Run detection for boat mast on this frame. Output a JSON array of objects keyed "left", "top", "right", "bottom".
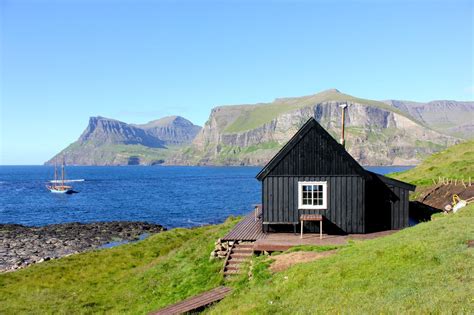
[
  {"left": 54, "top": 161, "right": 58, "bottom": 183},
  {"left": 62, "top": 160, "right": 65, "bottom": 187}
]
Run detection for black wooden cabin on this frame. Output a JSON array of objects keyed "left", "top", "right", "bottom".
[{"left": 256, "top": 118, "right": 415, "bottom": 234}]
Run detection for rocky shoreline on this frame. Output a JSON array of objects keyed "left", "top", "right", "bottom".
[{"left": 0, "top": 221, "right": 165, "bottom": 272}]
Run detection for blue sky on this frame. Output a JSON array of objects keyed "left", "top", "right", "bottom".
[{"left": 1, "top": 0, "right": 472, "bottom": 165}]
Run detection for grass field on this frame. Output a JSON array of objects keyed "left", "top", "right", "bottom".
[
  {"left": 390, "top": 139, "right": 474, "bottom": 186},
  {"left": 208, "top": 204, "right": 474, "bottom": 314},
  {"left": 0, "top": 218, "right": 238, "bottom": 314},
  {"left": 2, "top": 205, "right": 472, "bottom": 314}
]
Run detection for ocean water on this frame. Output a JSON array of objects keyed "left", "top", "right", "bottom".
[{"left": 0, "top": 165, "right": 412, "bottom": 228}]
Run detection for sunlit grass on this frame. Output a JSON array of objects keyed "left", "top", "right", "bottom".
[
  {"left": 390, "top": 139, "right": 474, "bottom": 186},
  {"left": 208, "top": 205, "right": 474, "bottom": 314},
  {"left": 0, "top": 218, "right": 239, "bottom": 314}
]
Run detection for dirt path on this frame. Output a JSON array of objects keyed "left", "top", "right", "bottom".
[{"left": 269, "top": 250, "right": 337, "bottom": 272}]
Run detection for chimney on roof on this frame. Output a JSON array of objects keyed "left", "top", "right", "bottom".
[{"left": 339, "top": 104, "right": 348, "bottom": 149}]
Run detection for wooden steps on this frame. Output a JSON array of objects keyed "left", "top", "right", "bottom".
[
  {"left": 223, "top": 242, "right": 254, "bottom": 277},
  {"left": 150, "top": 286, "right": 232, "bottom": 315}
]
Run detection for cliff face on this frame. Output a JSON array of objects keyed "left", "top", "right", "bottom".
[
  {"left": 383, "top": 100, "right": 474, "bottom": 139},
  {"left": 79, "top": 117, "right": 165, "bottom": 148},
  {"left": 46, "top": 116, "right": 201, "bottom": 166},
  {"left": 169, "top": 90, "right": 461, "bottom": 166}
]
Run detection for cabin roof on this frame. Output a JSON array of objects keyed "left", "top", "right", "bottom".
[
  {"left": 367, "top": 171, "right": 416, "bottom": 191},
  {"left": 256, "top": 117, "right": 368, "bottom": 181},
  {"left": 256, "top": 117, "right": 416, "bottom": 192}
]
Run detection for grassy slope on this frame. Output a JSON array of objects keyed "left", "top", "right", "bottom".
[
  {"left": 0, "top": 218, "right": 238, "bottom": 314},
  {"left": 208, "top": 205, "right": 474, "bottom": 314},
  {"left": 224, "top": 90, "right": 412, "bottom": 133},
  {"left": 390, "top": 139, "right": 474, "bottom": 186}
]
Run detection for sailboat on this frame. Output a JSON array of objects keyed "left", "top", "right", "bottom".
[{"left": 46, "top": 161, "right": 73, "bottom": 194}]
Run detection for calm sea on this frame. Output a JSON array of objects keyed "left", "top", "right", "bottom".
[{"left": 0, "top": 166, "right": 412, "bottom": 228}]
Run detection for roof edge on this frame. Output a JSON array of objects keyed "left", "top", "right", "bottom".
[
  {"left": 256, "top": 117, "right": 369, "bottom": 181},
  {"left": 367, "top": 171, "right": 416, "bottom": 191}
]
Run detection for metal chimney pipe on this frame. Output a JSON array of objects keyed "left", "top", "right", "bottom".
[{"left": 339, "top": 104, "right": 348, "bottom": 148}]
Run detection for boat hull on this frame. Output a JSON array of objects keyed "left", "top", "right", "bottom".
[
  {"left": 49, "top": 188, "right": 72, "bottom": 194},
  {"left": 46, "top": 185, "right": 73, "bottom": 194}
]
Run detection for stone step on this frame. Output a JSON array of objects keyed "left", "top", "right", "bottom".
[
  {"left": 224, "top": 266, "right": 240, "bottom": 273},
  {"left": 230, "top": 253, "right": 252, "bottom": 259},
  {"left": 226, "top": 260, "right": 244, "bottom": 266},
  {"left": 223, "top": 270, "right": 240, "bottom": 276},
  {"left": 231, "top": 248, "right": 253, "bottom": 254}
]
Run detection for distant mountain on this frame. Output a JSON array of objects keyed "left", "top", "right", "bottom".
[
  {"left": 79, "top": 116, "right": 165, "bottom": 148},
  {"left": 46, "top": 116, "right": 201, "bottom": 166},
  {"left": 383, "top": 100, "right": 474, "bottom": 139},
  {"left": 168, "top": 89, "right": 467, "bottom": 166},
  {"left": 46, "top": 89, "right": 472, "bottom": 166},
  {"left": 135, "top": 116, "right": 202, "bottom": 146}
]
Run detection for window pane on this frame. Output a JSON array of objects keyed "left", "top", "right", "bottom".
[{"left": 300, "top": 182, "right": 326, "bottom": 208}]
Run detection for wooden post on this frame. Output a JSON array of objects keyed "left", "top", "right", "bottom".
[
  {"left": 320, "top": 220, "right": 322, "bottom": 239},
  {"left": 300, "top": 220, "right": 303, "bottom": 239}
]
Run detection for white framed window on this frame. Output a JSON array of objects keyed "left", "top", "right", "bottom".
[{"left": 298, "top": 181, "right": 328, "bottom": 210}]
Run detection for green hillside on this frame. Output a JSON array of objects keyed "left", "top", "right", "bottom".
[
  {"left": 0, "top": 218, "right": 238, "bottom": 314},
  {"left": 224, "top": 89, "right": 412, "bottom": 133},
  {"left": 208, "top": 205, "right": 474, "bottom": 314},
  {"left": 2, "top": 206, "right": 473, "bottom": 313},
  {"left": 390, "top": 139, "right": 474, "bottom": 186}
]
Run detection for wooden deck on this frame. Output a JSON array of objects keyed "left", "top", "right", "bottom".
[
  {"left": 221, "top": 207, "right": 267, "bottom": 241},
  {"left": 221, "top": 206, "right": 398, "bottom": 251},
  {"left": 151, "top": 286, "right": 232, "bottom": 315},
  {"left": 254, "top": 230, "right": 397, "bottom": 252}
]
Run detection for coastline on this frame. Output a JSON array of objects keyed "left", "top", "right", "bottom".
[{"left": 0, "top": 221, "right": 165, "bottom": 272}]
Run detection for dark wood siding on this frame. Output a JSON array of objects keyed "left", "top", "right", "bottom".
[
  {"left": 364, "top": 176, "right": 410, "bottom": 232},
  {"left": 267, "top": 126, "right": 362, "bottom": 177},
  {"left": 263, "top": 175, "right": 365, "bottom": 234},
  {"left": 389, "top": 185, "right": 410, "bottom": 229},
  {"left": 258, "top": 118, "right": 413, "bottom": 235}
]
